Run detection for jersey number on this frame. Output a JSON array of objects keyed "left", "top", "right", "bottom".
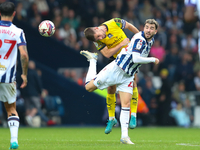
[{"left": 0, "top": 39, "right": 16, "bottom": 59}]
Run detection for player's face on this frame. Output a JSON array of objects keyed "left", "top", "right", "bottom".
[
  {"left": 144, "top": 23, "right": 157, "bottom": 40},
  {"left": 94, "top": 27, "right": 106, "bottom": 41}
]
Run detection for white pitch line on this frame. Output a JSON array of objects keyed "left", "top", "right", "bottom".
[{"left": 176, "top": 143, "right": 200, "bottom": 146}]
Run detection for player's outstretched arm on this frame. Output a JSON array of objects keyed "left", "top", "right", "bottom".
[
  {"left": 125, "top": 21, "right": 139, "bottom": 34},
  {"left": 100, "top": 38, "right": 129, "bottom": 58},
  {"left": 18, "top": 45, "right": 29, "bottom": 88},
  {"left": 132, "top": 52, "right": 159, "bottom": 64}
]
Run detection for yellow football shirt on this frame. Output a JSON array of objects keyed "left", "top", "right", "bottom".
[{"left": 93, "top": 18, "right": 127, "bottom": 59}]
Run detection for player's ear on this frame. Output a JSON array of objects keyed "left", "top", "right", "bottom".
[{"left": 13, "top": 11, "right": 16, "bottom": 17}]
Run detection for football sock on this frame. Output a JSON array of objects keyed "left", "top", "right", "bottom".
[
  {"left": 106, "top": 94, "right": 116, "bottom": 120},
  {"left": 120, "top": 107, "right": 130, "bottom": 138},
  {"left": 8, "top": 116, "right": 20, "bottom": 143},
  {"left": 85, "top": 59, "right": 97, "bottom": 84},
  {"left": 131, "top": 87, "right": 138, "bottom": 116}
]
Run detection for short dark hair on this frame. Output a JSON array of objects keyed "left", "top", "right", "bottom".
[
  {"left": 145, "top": 19, "right": 159, "bottom": 30},
  {"left": 0, "top": 2, "right": 15, "bottom": 17},
  {"left": 84, "top": 27, "right": 95, "bottom": 41}
]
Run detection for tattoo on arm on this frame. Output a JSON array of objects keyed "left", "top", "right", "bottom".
[{"left": 20, "top": 46, "right": 29, "bottom": 76}]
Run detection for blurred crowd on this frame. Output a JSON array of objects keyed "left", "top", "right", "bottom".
[
  {"left": 0, "top": 60, "right": 64, "bottom": 127},
  {"left": 0, "top": 0, "right": 199, "bottom": 127}
]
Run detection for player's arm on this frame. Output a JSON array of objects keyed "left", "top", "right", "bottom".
[
  {"left": 125, "top": 21, "right": 139, "bottom": 34},
  {"left": 18, "top": 45, "right": 29, "bottom": 88},
  {"left": 100, "top": 38, "right": 129, "bottom": 58},
  {"left": 131, "top": 39, "right": 159, "bottom": 64},
  {"left": 184, "top": 6, "right": 197, "bottom": 22},
  {"left": 132, "top": 52, "right": 159, "bottom": 64},
  {"left": 184, "top": 0, "right": 198, "bottom": 22}
]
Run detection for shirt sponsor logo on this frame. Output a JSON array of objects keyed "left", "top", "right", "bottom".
[
  {"left": 107, "top": 33, "right": 113, "bottom": 38},
  {"left": 0, "top": 63, "right": 6, "bottom": 71}
]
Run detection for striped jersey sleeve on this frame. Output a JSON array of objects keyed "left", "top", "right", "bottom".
[{"left": 17, "top": 31, "right": 26, "bottom": 46}]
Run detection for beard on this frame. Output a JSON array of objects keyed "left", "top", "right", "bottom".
[{"left": 145, "top": 33, "right": 154, "bottom": 40}]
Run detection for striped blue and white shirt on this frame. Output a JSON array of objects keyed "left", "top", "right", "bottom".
[
  {"left": 0, "top": 21, "right": 26, "bottom": 83},
  {"left": 115, "top": 31, "right": 155, "bottom": 76}
]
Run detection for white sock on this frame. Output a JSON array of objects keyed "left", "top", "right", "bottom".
[
  {"left": 8, "top": 116, "right": 20, "bottom": 143},
  {"left": 109, "top": 117, "right": 115, "bottom": 120},
  {"left": 85, "top": 59, "right": 97, "bottom": 84},
  {"left": 131, "top": 112, "right": 136, "bottom": 117},
  {"left": 120, "top": 107, "right": 130, "bottom": 138}
]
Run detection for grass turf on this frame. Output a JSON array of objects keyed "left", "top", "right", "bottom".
[{"left": 0, "top": 127, "right": 200, "bottom": 150}]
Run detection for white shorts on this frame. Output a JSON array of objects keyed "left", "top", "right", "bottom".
[
  {"left": 0, "top": 82, "right": 17, "bottom": 104},
  {"left": 93, "top": 61, "right": 134, "bottom": 94}
]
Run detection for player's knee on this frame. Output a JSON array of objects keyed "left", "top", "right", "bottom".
[
  {"left": 85, "top": 85, "right": 94, "bottom": 92},
  {"left": 107, "top": 86, "right": 116, "bottom": 94},
  {"left": 122, "top": 101, "right": 130, "bottom": 107}
]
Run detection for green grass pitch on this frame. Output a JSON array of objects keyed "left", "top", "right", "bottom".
[{"left": 0, "top": 127, "right": 200, "bottom": 150}]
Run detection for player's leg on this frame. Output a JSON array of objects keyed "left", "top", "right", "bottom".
[
  {"left": 4, "top": 102, "right": 19, "bottom": 149},
  {"left": 85, "top": 80, "right": 98, "bottom": 92},
  {"left": 104, "top": 85, "right": 118, "bottom": 134},
  {"left": 129, "top": 74, "right": 138, "bottom": 129},
  {"left": 80, "top": 50, "right": 98, "bottom": 92},
  {"left": 0, "top": 82, "right": 19, "bottom": 149},
  {"left": 80, "top": 50, "right": 98, "bottom": 84},
  {"left": 119, "top": 91, "right": 134, "bottom": 144}
]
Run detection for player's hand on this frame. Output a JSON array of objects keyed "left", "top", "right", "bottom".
[
  {"left": 121, "top": 38, "right": 129, "bottom": 47},
  {"left": 20, "top": 74, "right": 27, "bottom": 88},
  {"left": 154, "top": 58, "right": 159, "bottom": 65}
]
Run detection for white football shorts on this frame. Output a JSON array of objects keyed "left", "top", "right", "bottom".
[
  {"left": 93, "top": 61, "right": 134, "bottom": 94},
  {"left": 0, "top": 82, "right": 17, "bottom": 104}
]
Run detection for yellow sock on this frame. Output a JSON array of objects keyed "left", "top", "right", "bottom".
[
  {"left": 106, "top": 94, "right": 116, "bottom": 119},
  {"left": 131, "top": 87, "right": 138, "bottom": 114}
]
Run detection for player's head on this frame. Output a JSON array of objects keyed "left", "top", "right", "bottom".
[
  {"left": 144, "top": 19, "right": 159, "bottom": 40},
  {"left": 0, "top": 2, "right": 15, "bottom": 17},
  {"left": 84, "top": 27, "right": 106, "bottom": 42}
]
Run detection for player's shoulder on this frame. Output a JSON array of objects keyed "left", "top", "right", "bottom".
[
  {"left": 133, "top": 32, "right": 146, "bottom": 42},
  {"left": 10, "top": 24, "right": 24, "bottom": 35}
]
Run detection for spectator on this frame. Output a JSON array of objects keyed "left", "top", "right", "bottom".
[
  {"left": 173, "top": 81, "right": 188, "bottom": 103},
  {"left": 169, "top": 103, "right": 190, "bottom": 127},
  {"left": 150, "top": 39, "right": 166, "bottom": 62},
  {"left": 175, "top": 53, "right": 195, "bottom": 91},
  {"left": 66, "top": 9, "right": 80, "bottom": 30},
  {"left": 15, "top": 2, "right": 27, "bottom": 21},
  {"left": 163, "top": 45, "right": 180, "bottom": 83},
  {"left": 123, "top": 10, "right": 140, "bottom": 39},
  {"left": 58, "top": 23, "right": 77, "bottom": 42},
  {"left": 194, "top": 70, "right": 200, "bottom": 91},
  {"left": 137, "top": 88, "right": 151, "bottom": 126},
  {"left": 60, "top": 6, "right": 69, "bottom": 27},
  {"left": 140, "top": 77, "right": 156, "bottom": 113},
  {"left": 27, "top": 3, "right": 40, "bottom": 24},
  {"left": 41, "top": 89, "right": 64, "bottom": 125},
  {"left": 156, "top": 69, "right": 172, "bottom": 126},
  {"left": 181, "top": 34, "right": 197, "bottom": 52},
  {"left": 21, "top": 60, "right": 43, "bottom": 126},
  {"left": 138, "top": 0, "right": 153, "bottom": 23}
]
